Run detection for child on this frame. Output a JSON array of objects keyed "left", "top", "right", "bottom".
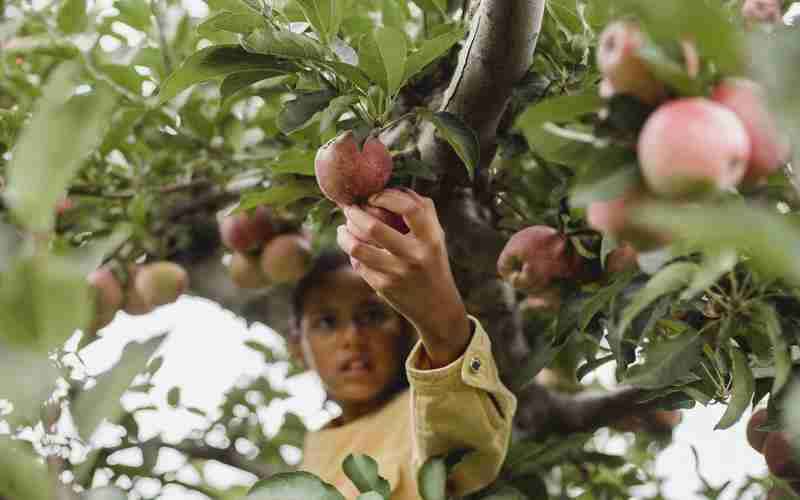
[{"left": 288, "top": 188, "right": 517, "bottom": 499}]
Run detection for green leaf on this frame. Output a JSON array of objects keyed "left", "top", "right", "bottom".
[
  {"left": 715, "top": 348, "right": 754, "bottom": 430},
  {"left": 269, "top": 149, "right": 317, "bottom": 176},
  {"left": 277, "top": 90, "right": 337, "bottom": 134},
  {"left": 57, "top": 0, "right": 88, "bottom": 34},
  {"left": 81, "top": 487, "right": 128, "bottom": 500},
  {"left": 753, "top": 303, "right": 791, "bottom": 395},
  {"left": 72, "top": 335, "right": 166, "bottom": 440},
  {"left": 403, "top": 25, "right": 466, "bottom": 82},
  {"left": 158, "top": 45, "right": 297, "bottom": 104},
  {"left": 114, "top": 0, "right": 151, "bottom": 31},
  {"left": 167, "top": 386, "right": 181, "bottom": 408},
  {"left": 623, "top": 330, "right": 704, "bottom": 390},
  {"left": 247, "top": 471, "right": 345, "bottom": 500},
  {"left": 0, "top": 349, "right": 59, "bottom": 425},
  {"left": 616, "top": 261, "right": 698, "bottom": 340},
  {"left": 637, "top": 42, "right": 703, "bottom": 97},
  {"left": 680, "top": 249, "right": 737, "bottom": 301},
  {"left": 294, "top": 0, "right": 346, "bottom": 43},
  {"left": 221, "top": 71, "right": 283, "bottom": 105},
  {"left": 321, "top": 61, "right": 373, "bottom": 91},
  {"left": 515, "top": 93, "right": 604, "bottom": 146},
  {"left": 417, "top": 457, "right": 446, "bottom": 500},
  {"left": 411, "top": 0, "right": 446, "bottom": 15},
  {"left": 342, "top": 455, "right": 391, "bottom": 499},
  {"left": 417, "top": 110, "right": 479, "bottom": 181},
  {"left": 579, "top": 270, "right": 635, "bottom": 332},
  {"left": 3, "top": 63, "right": 115, "bottom": 233},
  {"left": 197, "top": 11, "right": 262, "bottom": 37},
  {"left": 319, "top": 95, "right": 358, "bottom": 134},
  {"left": 0, "top": 437, "right": 50, "bottom": 500},
  {"left": 480, "top": 485, "right": 528, "bottom": 500},
  {"left": 634, "top": 202, "right": 800, "bottom": 287},
  {"left": 243, "top": 26, "right": 327, "bottom": 60},
  {"left": 590, "top": 0, "right": 745, "bottom": 75},
  {"left": 569, "top": 158, "right": 639, "bottom": 207},
  {"left": 0, "top": 254, "right": 93, "bottom": 351},
  {"left": 239, "top": 180, "right": 321, "bottom": 209},
  {"left": 358, "top": 27, "right": 408, "bottom": 96}
]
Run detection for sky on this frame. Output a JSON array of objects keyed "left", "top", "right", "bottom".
[{"left": 78, "top": 296, "right": 768, "bottom": 500}]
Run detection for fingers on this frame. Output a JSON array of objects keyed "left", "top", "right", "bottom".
[
  {"left": 336, "top": 225, "right": 401, "bottom": 275},
  {"left": 342, "top": 205, "right": 414, "bottom": 259},
  {"left": 368, "top": 188, "right": 439, "bottom": 239}
]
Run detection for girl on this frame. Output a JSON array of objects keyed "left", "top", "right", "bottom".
[{"left": 289, "top": 188, "right": 516, "bottom": 499}]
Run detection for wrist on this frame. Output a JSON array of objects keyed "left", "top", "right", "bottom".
[{"left": 415, "top": 303, "right": 472, "bottom": 368}]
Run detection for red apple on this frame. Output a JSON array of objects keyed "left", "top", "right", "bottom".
[
  {"left": 219, "top": 206, "right": 275, "bottom": 253},
  {"left": 315, "top": 131, "right": 393, "bottom": 206},
  {"left": 135, "top": 261, "right": 189, "bottom": 307},
  {"left": 87, "top": 267, "right": 124, "bottom": 331},
  {"left": 764, "top": 432, "right": 800, "bottom": 479},
  {"left": 638, "top": 98, "right": 751, "bottom": 198},
  {"left": 606, "top": 243, "right": 639, "bottom": 273},
  {"left": 712, "top": 78, "right": 791, "bottom": 183},
  {"left": 742, "top": 0, "right": 783, "bottom": 24},
  {"left": 497, "top": 226, "right": 583, "bottom": 291},
  {"left": 123, "top": 265, "right": 154, "bottom": 316},
  {"left": 587, "top": 190, "right": 669, "bottom": 251},
  {"left": 747, "top": 408, "right": 770, "bottom": 453},
  {"left": 260, "top": 233, "right": 312, "bottom": 284},
  {"left": 596, "top": 21, "right": 666, "bottom": 104},
  {"left": 55, "top": 197, "right": 74, "bottom": 216}
]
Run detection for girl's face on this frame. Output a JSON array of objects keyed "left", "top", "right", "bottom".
[{"left": 293, "top": 266, "right": 412, "bottom": 408}]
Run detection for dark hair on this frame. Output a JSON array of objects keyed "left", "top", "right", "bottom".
[{"left": 290, "top": 249, "right": 352, "bottom": 335}]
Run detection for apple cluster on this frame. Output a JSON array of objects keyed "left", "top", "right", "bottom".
[
  {"left": 747, "top": 409, "right": 800, "bottom": 496},
  {"left": 218, "top": 206, "right": 312, "bottom": 289},
  {"left": 589, "top": 17, "right": 791, "bottom": 251},
  {"left": 87, "top": 261, "right": 189, "bottom": 332}
]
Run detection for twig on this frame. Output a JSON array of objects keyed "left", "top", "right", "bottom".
[{"left": 150, "top": 0, "right": 174, "bottom": 75}]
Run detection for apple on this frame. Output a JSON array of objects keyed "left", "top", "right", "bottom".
[
  {"left": 497, "top": 226, "right": 583, "bottom": 291},
  {"left": 135, "top": 261, "right": 189, "bottom": 307},
  {"left": 764, "top": 431, "right": 800, "bottom": 479},
  {"left": 606, "top": 243, "right": 639, "bottom": 273},
  {"left": 712, "top": 78, "right": 791, "bottom": 183},
  {"left": 87, "top": 267, "right": 124, "bottom": 331},
  {"left": 315, "top": 130, "right": 393, "bottom": 206},
  {"left": 219, "top": 205, "right": 275, "bottom": 253},
  {"left": 123, "top": 265, "right": 154, "bottom": 316},
  {"left": 742, "top": 0, "right": 783, "bottom": 24},
  {"left": 747, "top": 409, "right": 770, "bottom": 453},
  {"left": 260, "top": 233, "right": 312, "bottom": 284},
  {"left": 596, "top": 21, "right": 666, "bottom": 104},
  {"left": 229, "top": 252, "right": 270, "bottom": 289},
  {"left": 638, "top": 98, "right": 751, "bottom": 197},
  {"left": 587, "top": 190, "right": 669, "bottom": 251}
]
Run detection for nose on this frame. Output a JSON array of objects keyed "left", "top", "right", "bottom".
[{"left": 338, "top": 320, "right": 367, "bottom": 348}]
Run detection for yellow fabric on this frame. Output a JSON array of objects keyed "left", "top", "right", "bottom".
[{"left": 300, "top": 317, "right": 517, "bottom": 499}]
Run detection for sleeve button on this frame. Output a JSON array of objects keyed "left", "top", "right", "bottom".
[{"left": 469, "top": 357, "right": 482, "bottom": 373}]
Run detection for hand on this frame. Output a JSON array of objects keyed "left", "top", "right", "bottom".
[{"left": 337, "top": 188, "right": 471, "bottom": 368}]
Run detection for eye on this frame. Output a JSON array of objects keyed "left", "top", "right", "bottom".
[
  {"left": 313, "top": 314, "right": 338, "bottom": 332},
  {"left": 356, "top": 304, "right": 391, "bottom": 327}
]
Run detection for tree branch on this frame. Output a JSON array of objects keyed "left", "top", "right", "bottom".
[{"left": 167, "top": 441, "right": 277, "bottom": 478}]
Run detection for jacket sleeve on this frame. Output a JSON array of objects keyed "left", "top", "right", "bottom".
[{"left": 405, "top": 316, "right": 517, "bottom": 497}]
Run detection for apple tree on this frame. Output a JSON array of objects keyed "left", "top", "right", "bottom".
[{"left": 1, "top": 0, "right": 799, "bottom": 498}]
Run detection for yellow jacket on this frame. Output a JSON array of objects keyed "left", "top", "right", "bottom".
[{"left": 301, "top": 318, "right": 517, "bottom": 499}]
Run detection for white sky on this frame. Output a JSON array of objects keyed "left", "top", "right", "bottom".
[{"left": 78, "top": 296, "right": 768, "bottom": 500}]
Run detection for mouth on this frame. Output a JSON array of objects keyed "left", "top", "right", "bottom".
[{"left": 339, "top": 354, "right": 372, "bottom": 376}]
